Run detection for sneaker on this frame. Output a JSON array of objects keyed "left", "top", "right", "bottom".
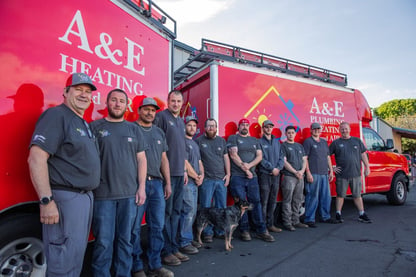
[
  {"left": 358, "top": 213, "right": 372, "bottom": 223},
  {"left": 162, "top": 254, "right": 181, "bottom": 266},
  {"left": 173, "top": 251, "right": 190, "bottom": 262},
  {"left": 294, "top": 223, "right": 309, "bottom": 228},
  {"left": 257, "top": 232, "right": 275, "bottom": 242},
  {"left": 148, "top": 267, "right": 174, "bottom": 277},
  {"left": 321, "top": 218, "right": 339, "bottom": 224},
  {"left": 240, "top": 231, "right": 252, "bottom": 241},
  {"left": 179, "top": 244, "right": 199, "bottom": 255},
  {"left": 191, "top": 240, "right": 202, "bottom": 248},
  {"left": 284, "top": 225, "right": 296, "bottom": 231},
  {"left": 304, "top": 222, "right": 317, "bottom": 228},
  {"left": 133, "top": 270, "right": 147, "bottom": 277},
  {"left": 202, "top": 234, "right": 213, "bottom": 243},
  {"left": 268, "top": 226, "right": 283, "bottom": 233},
  {"left": 335, "top": 213, "right": 344, "bottom": 223}
]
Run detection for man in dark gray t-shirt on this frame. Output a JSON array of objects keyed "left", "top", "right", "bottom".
[
  {"left": 132, "top": 97, "right": 173, "bottom": 277},
  {"left": 90, "top": 89, "right": 147, "bottom": 276},
  {"left": 329, "top": 121, "right": 371, "bottom": 224},
  {"left": 228, "top": 118, "right": 274, "bottom": 243},
  {"left": 154, "top": 90, "right": 189, "bottom": 266},
  {"left": 195, "top": 118, "right": 230, "bottom": 242},
  {"left": 281, "top": 125, "right": 308, "bottom": 231},
  {"left": 179, "top": 116, "right": 204, "bottom": 255},
  {"left": 28, "top": 73, "right": 100, "bottom": 276}
]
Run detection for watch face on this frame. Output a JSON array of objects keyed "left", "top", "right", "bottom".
[{"left": 40, "top": 196, "right": 52, "bottom": 205}]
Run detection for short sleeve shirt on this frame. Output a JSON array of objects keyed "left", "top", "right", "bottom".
[
  {"left": 154, "top": 109, "right": 186, "bottom": 176},
  {"left": 227, "top": 134, "right": 260, "bottom": 177},
  {"left": 281, "top": 141, "right": 306, "bottom": 178},
  {"left": 196, "top": 135, "right": 227, "bottom": 180},
  {"left": 136, "top": 124, "right": 168, "bottom": 179},
  {"left": 186, "top": 138, "right": 201, "bottom": 182},
  {"left": 91, "top": 119, "right": 146, "bottom": 200},
  {"left": 329, "top": 137, "right": 366, "bottom": 178},
  {"left": 303, "top": 137, "right": 330, "bottom": 175},
  {"left": 30, "top": 104, "right": 100, "bottom": 191}
]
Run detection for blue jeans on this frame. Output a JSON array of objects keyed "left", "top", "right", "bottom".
[
  {"left": 179, "top": 181, "right": 198, "bottom": 247},
  {"left": 132, "top": 179, "right": 166, "bottom": 271},
  {"left": 229, "top": 176, "right": 266, "bottom": 234},
  {"left": 162, "top": 176, "right": 184, "bottom": 256},
  {"left": 198, "top": 178, "right": 227, "bottom": 236},
  {"left": 91, "top": 197, "right": 136, "bottom": 277},
  {"left": 304, "top": 174, "right": 332, "bottom": 222}
]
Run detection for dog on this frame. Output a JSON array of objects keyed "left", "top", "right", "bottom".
[{"left": 195, "top": 199, "right": 253, "bottom": 251}]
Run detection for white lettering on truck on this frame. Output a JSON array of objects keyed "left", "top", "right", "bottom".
[{"left": 58, "top": 10, "right": 145, "bottom": 76}]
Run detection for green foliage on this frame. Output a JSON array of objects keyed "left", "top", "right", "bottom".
[
  {"left": 374, "top": 99, "right": 416, "bottom": 154},
  {"left": 374, "top": 99, "right": 416, "bottom": 120}
]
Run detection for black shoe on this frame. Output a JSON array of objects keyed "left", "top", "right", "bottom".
[
  {"left": 358, "top": 213, "right": 372, "bottom": 223},
  {"left": 305, "top": 222, "right": 317, "bottom": 228},
  {"left": 321, "top": 218, "right": 339, "bottom": 224},
  {"left": 335, "top": 213, "right": 344, "bottom": 223}
]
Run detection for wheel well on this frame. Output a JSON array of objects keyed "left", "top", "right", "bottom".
[
  {"left": 392, "top": 171, "right": 409, "bottom": 191},
  {"left": 0, "top": 202, "right": 39, "bottom": 222}
]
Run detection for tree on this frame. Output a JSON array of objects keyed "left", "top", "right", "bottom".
[{"left": 374, "top": 99, "right": 416, "bottom": 154}]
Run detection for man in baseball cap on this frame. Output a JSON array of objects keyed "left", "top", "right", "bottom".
[
  {"left": 227, "top": 117, "right": 275, "bottom": 243},
  {"left": 140, "top": 97, "right": 161, "bottom": 110},
  {"left": 66, "top": 72, "right": 97, "bottom": 91}
]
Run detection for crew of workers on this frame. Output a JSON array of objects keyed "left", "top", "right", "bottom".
[{"left": 28, "top": 73, "right": 372, "bottom": 277}]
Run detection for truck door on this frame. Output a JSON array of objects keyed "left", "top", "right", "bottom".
[{"left": 362, "top": 127, "right": 394, "bottom": 193}]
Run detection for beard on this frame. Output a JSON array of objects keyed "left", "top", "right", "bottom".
[
  {"left": 205, "top": 130, "right": 216, "bottom": 139},
  {"left": 108, "top": 108, "right": 125, "bottom": 120},
  {"left": 240, "top": 128, "right": 248, "bottom": 135}
]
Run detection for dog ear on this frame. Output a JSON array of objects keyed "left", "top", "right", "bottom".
[{"left": 233, "top": 197, "right": 240, "bottom": 203}]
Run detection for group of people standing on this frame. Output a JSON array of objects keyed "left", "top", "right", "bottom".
[{"left": 28, "top": 72, "right": 372, "bottom": 277}]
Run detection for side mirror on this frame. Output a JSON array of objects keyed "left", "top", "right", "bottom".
[{"left": 386, "top": 139, "right": 394, "bottom": 150}]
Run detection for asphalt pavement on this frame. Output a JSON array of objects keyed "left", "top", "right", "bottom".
[{"left": 168, "top": 186, "right": 416, "bottom": 277}]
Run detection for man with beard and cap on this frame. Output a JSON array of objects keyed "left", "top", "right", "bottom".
[
  {"left": 28, "top": 72, "right": 100, "bottom": 276},
  {"left": 227, "top": 118, "right": 275, "bottom": 243},
  {"left": 195, "top": 118, "right": 230, "bottom": 243},
  {"left": 90, "top": 89, "right": 147, "bottom": 277},
  {"left": 132, "top": 97, "right": 173, "bottom": 277},
  {"left": 257, "top": 120, "right": 284, "bottom": 233},
  {"left": 178, "top": 116, "right": 204, "bottom": 255}
]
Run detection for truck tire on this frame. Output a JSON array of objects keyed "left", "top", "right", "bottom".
[
  {"left": 386, "top": 174, "right": 407, "bottom": 205},
  {"left": 0, "top": 213, "right": 46, "bottom": 277}
]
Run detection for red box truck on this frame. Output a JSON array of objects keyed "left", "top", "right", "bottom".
[
  {"left": 174, "top": 39, "right": 410, "bottom": 206},
  {"left": 0, "top": 0, "right": 174, "bottom": 275}
]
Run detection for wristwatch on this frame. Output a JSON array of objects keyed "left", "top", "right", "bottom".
[{"left": 39, "top": 196, "right": 53, "bottom": 205}]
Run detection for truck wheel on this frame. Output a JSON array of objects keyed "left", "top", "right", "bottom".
[
  {"left": 0, "top": 213, "right": 46, "bottom": 277},
  {"left": 386, "top": 174, "right": 407, "bottom": 205}
]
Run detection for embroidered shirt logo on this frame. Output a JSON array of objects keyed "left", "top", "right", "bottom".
[
  {"left": 76, "top": 128, "right": 87, "bottom": 137},
  {"left": 33, "top": 134, "right": 46, "bottom": 143},
  {"left": 98, "top": 130, "right": 110, "bottom": 137}
]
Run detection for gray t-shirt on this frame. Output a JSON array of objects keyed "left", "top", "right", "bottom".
[
  {"left": 136, "top": 123, "right": 168, "bottom": 179},
  {"left": 30, "top": 104, "right": 100, "bottom": 191},
  {"left": 154, "top": 109, "right": 186, "bottom": 176},
  {"left": 329, "top": 137, "right": 366, "bottom": 178},
  {"left": 196, "top": 135, "right": 227, "bottom": 180},
  {"left": 303, "top": 137, "right": 330, "bottom": 175},
  {"left": 227, "top": 134, "right": 260, "bottom": 177},
  {"left": 186, "top": 138, "right": 201, "bottom": 183},
  {"left": 281, "top": 141, "right": 306, "bottom": 177},
  {"left": 91, "top": 119, "right": 146, "bottom": 200}
]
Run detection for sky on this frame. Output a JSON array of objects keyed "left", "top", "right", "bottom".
[{"left": 158, "top": 0, "right": 416, "bottom": 108}]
